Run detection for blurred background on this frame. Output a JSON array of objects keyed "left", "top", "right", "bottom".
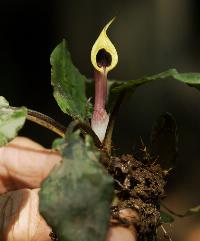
[{"left": 1, "top": 0, "right": 200, "bottom": 240}]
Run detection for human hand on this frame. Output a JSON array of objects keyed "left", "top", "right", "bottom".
[{"left": 0, "top": 137, "right": 137, "bottom": 241}]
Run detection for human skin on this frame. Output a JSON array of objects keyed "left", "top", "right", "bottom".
[{"left": 0, "top": 137, "right": 137, "bottom": 241}]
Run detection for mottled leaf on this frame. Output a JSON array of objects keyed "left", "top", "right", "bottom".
[
  {"left": 112, "top": 68, "right": 200, "bottom": 93},
  {"left": 0, "top": 96, "right": 27, "bottom": 146},
  {"left": 150, "top": 113, "right": 178, "bottom": 169},
  {"left": 39, "top": 131, "right": 113, "bottom": 241},
  {"left": 51, "top": 39, "right": 92, "bottom": 121},
  {"left": 160, "top": 211, "right": 174, "bottom": 223}
]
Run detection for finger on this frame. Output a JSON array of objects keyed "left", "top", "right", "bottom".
[
  {"left": 106, "top": 226, "right": 137, "bottom": 241},
  {"left": 106, "top": 208, "right": 138, "bottom": 241},
  {"left": 10, "top": 136, "right": 45, "bottom": 149},
  {"left": 0, "top": 187, "right": 137, "bottom": 241},
  {"left": 0, "top": 137, "right": 61, "bottom": 193},
  {"left": 0, "top": 188, "right": 51, "bottom": 241},
  {"left": 185, "top": 226, "right": 200, "bottom": 241}
]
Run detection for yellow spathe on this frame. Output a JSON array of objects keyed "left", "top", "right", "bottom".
[{"left": 91, "top": 18, "right": 118, "bottom": 73}]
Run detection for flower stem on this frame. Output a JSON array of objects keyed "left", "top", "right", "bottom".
[
  {"left": 91, "top": 69, "right": 109, "bottom": 142},
  {"left": 94, "top": 69, "right": 107, "bottom": 111}
]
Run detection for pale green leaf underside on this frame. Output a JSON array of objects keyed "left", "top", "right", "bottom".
[
  {"left": 112, "top": 69, "right": 200, "bottom": 93},
  {"left": 51, "top": 39, "right": 92, "bottom": 121},
  {"left": 0, "top": 96, "right": 27, "bottom": 146},
  {"left": 39, "top": 131, "right": 113, "bottom": 241}
]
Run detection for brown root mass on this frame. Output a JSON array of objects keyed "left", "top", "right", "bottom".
[
  {"left": 50, "top": 232, "right": 59, "bottom": 241},
  {"left": 50, "top": 153, "right": 166, "bottom": 241},
  {"left": 106, "top": 154, "right": 166, "bottom": 241}
]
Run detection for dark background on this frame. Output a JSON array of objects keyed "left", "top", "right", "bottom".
[{"left": 1, "top": 0, "right": 200, "bottom": 240}]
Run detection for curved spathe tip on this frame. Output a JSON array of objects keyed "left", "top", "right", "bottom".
[{"left": 91, "top": 18, "right": 118, "bottom": 74}]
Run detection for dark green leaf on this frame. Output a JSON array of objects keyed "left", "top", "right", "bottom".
[
  {"left": 112, "top": 69, "right": 178, "bottom": 93},
  {"left": 150, "top": 113, "right": 178, "bottom": 169},
  {"left": 160, "top": 211, "right": 174, "bottom": 223},
  {"left": 0, "top": 96, "right": 27, "bottom": 146},
  {"left": 85, "top": 78, "right": 94, "bottom": 100},
  {"left": 51, "top": 39, "right": 92, "bottom": 121},
  {"left": 112, "top": 68, "right": 200, "bottom": 93},
  {"left": 39, "top": 131, "right": 113, "bottom": 241}
]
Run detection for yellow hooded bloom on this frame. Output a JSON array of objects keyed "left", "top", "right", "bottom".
[{"left": 91, "top": 18, "right": 118, "bottom": 74}]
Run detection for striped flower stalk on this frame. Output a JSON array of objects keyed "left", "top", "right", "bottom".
[{"left": 90, "top": 18, "right": 118, "bottom": 142}]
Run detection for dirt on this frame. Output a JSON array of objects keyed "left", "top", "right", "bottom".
[
  {"left": 50, "top": 150, "right": 166, "bottom": 241},
  {"left": 106, "top": 153, "right": 166, "bottom": 241}
]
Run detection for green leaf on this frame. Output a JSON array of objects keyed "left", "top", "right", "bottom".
[
  {"left": 112, "top": 68, "right": 200, "bottom": 93},
  {"left": 51, "top": 39, "right": 92, "bottom": 121},
  {"left": 0, "top": 96, "right": 27, "bottom": 146},
  {"left": 160, "top": 211, "right": 174, "bottom": 223},
  {"left": 112, "top": 69, "right": 178, "bottom": 93},
  {"left": 150, "top": 113, "right": 178, "bottom": 169},
  {"left": 39, "top": 131, "right": 113, "bottom": 241},
  {"left": 173, "top": 72, "right": 200, "bottom": 88}
]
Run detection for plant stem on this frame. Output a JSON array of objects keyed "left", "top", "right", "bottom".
[
  {"left": 161, "top": 202, "right": 185, "bottom": 218},
  {"left": 76, "top": 122, "right": 102, "bottom": 148},
  {"left": 103, "top": 91, "right": 126, "bottom": 155},
  {"left": 27, "top": 109, "right": 103, "bottom": 148},
  {"left": 27, "top": 109, "right": 66, "bottom": 137}
]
